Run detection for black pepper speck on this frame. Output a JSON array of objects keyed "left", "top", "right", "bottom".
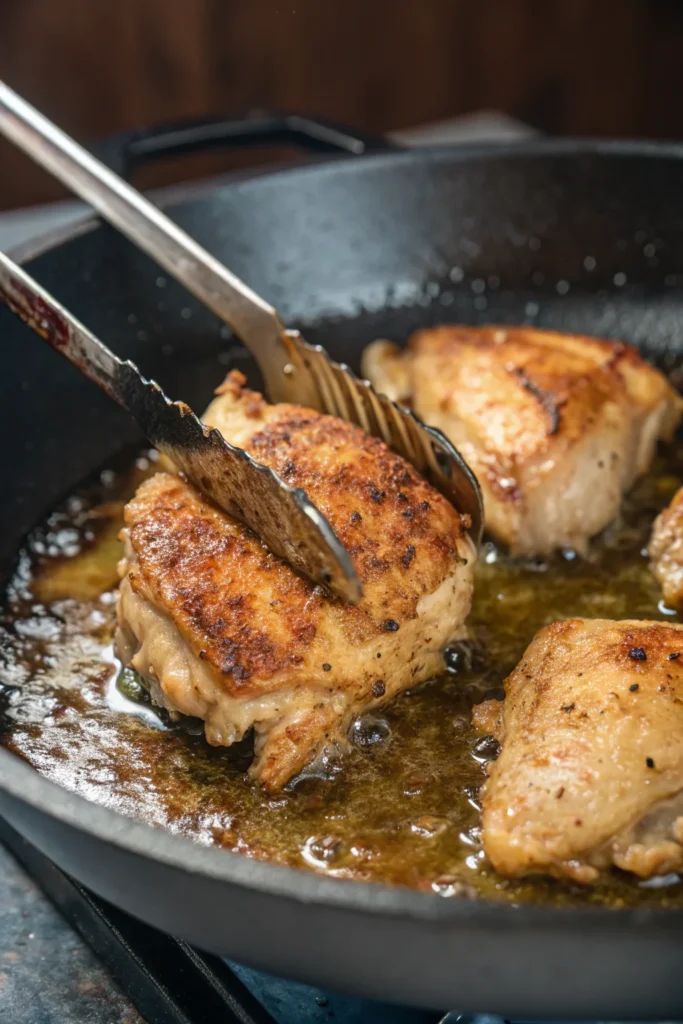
[
  {"left": 322, "top": 663, "right": 332, "bottom": 672},
  {"left": 629, "top": 683, "right": 639, "bottom": 692},
  {"left": 629, "top": 647, "right": 647, "bottom": 661},
  {"left": 646, "top": 757, "right": 655, "bottom": 769},
  {"left": 382, "top": 619, "right": 400, "bottom": 632}
]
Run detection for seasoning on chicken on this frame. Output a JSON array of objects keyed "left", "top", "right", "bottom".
[
  {"left": 362, "top": 326, "right": 681, "bottom": 555},
  {"left": 649, "top": 487, "right": 683, "bottom": 610},
  {"left": 473, "top": 618, "right": 683, "bottom": 883},
  {"left": 116, "top": 372, "right": 475, "bottom": 790}
]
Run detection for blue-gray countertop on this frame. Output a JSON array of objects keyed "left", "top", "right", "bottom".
[{"left": 0, "top": 843, "right": 144, "bottom": 1024}]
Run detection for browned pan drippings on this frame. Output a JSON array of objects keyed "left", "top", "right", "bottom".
[{"left": 2, "top": 444, "right": 683, "bottom": 907}]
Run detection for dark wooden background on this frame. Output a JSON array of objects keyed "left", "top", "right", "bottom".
[{"left": 3, "top": 0, "right": 683, "bottom": 210}]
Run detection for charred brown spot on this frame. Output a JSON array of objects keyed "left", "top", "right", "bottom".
[
  {"left": 510, "top": 365, "right": 561, "bottom": 435},
  {"left": 401, "top": 545, "right": 416, "bottom": 569}
]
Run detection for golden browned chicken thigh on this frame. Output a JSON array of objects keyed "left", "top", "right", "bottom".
[
  {"left": 473, "top": 618, "right": 683, "bottom": 883},
  {"left": 362, "top": 326, "right": 681, "bottom": 555},
  {"left": 649, "top": 487, "right": 683, "bottom": 610},
  {"left": 116, "top": 373, "right": 475, "bottom": 790}
]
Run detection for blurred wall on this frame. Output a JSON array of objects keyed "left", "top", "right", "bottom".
[{"left": 2, "top": 0, "right": 683, "bottom": 210}]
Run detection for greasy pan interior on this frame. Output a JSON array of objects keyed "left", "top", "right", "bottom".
[{"left": 3, "top": 141, "right": 683, "bottom": 1017}]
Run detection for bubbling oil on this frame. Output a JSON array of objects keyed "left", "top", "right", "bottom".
[{"left": 2, "top": 445, "right": 683, "bottom": 907}]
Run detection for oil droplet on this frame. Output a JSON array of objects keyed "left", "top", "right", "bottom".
[
  {"left": 350, "top": 714, "right": 391, "bottom": 748},
  {"left": 431, "top": 875, "right": 475, "bottom": 898},
  {"left": 403, "top": 771, "right": 430, "bottom": 796},
  {"left": 471, "top": 735, "right": 501, "bottom": 763},
  {"left": 301, "top": 834, "right": 345, "bottom": 868},
  {"left": 658, "top": 599, "right": 678, "bottom": 617},
  {"left": 410, "top": 815, "right": 449, "bottom": 837}
]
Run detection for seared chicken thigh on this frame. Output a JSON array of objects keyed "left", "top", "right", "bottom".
[
  {"left": 473, "top": 618, "right": 683, "bottom": 883},
  {"left": 649, "top": 487, "right": 683, "bottom": 610},
  {"left": 116, "top": 373, "right": 475, "bottom": 790},
  {"left": 362, "top": 326, "right": 681, "bottom": 555}
]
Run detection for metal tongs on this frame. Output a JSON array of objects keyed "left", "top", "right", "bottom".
[{"left": 0, "top": 82, "right": 483, "bottom": 602}]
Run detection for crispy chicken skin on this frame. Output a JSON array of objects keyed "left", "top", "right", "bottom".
[
  {"left": 116, "top": 374, "right": 475, "bottom": 790},
  {"left": 473, "top": 618, "right": 683, "bottom": 883},
  {"left": 649, "top": 487, "right": 683, "bottom": 610},
  {"left": 362, "top": 326, "right": 681, "bottom": 555}
]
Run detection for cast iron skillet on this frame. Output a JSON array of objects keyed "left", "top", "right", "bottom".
[{"left": 2, "top": 114, "right": 683, "bottom": 1018}]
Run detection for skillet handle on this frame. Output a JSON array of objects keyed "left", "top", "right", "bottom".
[{"left": 93, "top": 112, "right": 399, "bottom": 179}]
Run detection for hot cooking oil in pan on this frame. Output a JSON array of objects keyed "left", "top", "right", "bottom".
[{"left": 2, "top": 442, "right": 683, "bottom": 908}]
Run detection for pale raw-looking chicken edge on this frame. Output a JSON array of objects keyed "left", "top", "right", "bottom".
[
  {"left": 115, "top": 372, "right": 476, "bottom": 790},
  {"left": 650, "top": 487, "right": 683, "bottom": 611}
]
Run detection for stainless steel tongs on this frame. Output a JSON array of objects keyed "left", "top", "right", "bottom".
[
  {"left": 0, "top": 82, "right": 483, "bottom": 598},
  {"left": 0, "top": 248, "right": 363, "bottom": 602}
]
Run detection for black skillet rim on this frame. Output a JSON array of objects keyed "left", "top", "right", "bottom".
[{"left": 4, "top": 135, "right": 683, "bottom": 932}]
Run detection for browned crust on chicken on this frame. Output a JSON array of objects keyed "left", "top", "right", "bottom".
[
  {"left": 649, "top": 487, "right": 683, "bottom": 610},
  {"left": 362, "top": 326, "right": 681, "bottom": 554},
  {"left": 124, "top": 473, "right": 325, "bottom": 691},
  {"left": 118, "top": 375, "right": 475, "bottom": 789},
  {"left": 203, "top": 372, "right": 471, "bottom": 626},
  {"left": 473, "top": 618, "right": 683, "bottom": 883}
]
